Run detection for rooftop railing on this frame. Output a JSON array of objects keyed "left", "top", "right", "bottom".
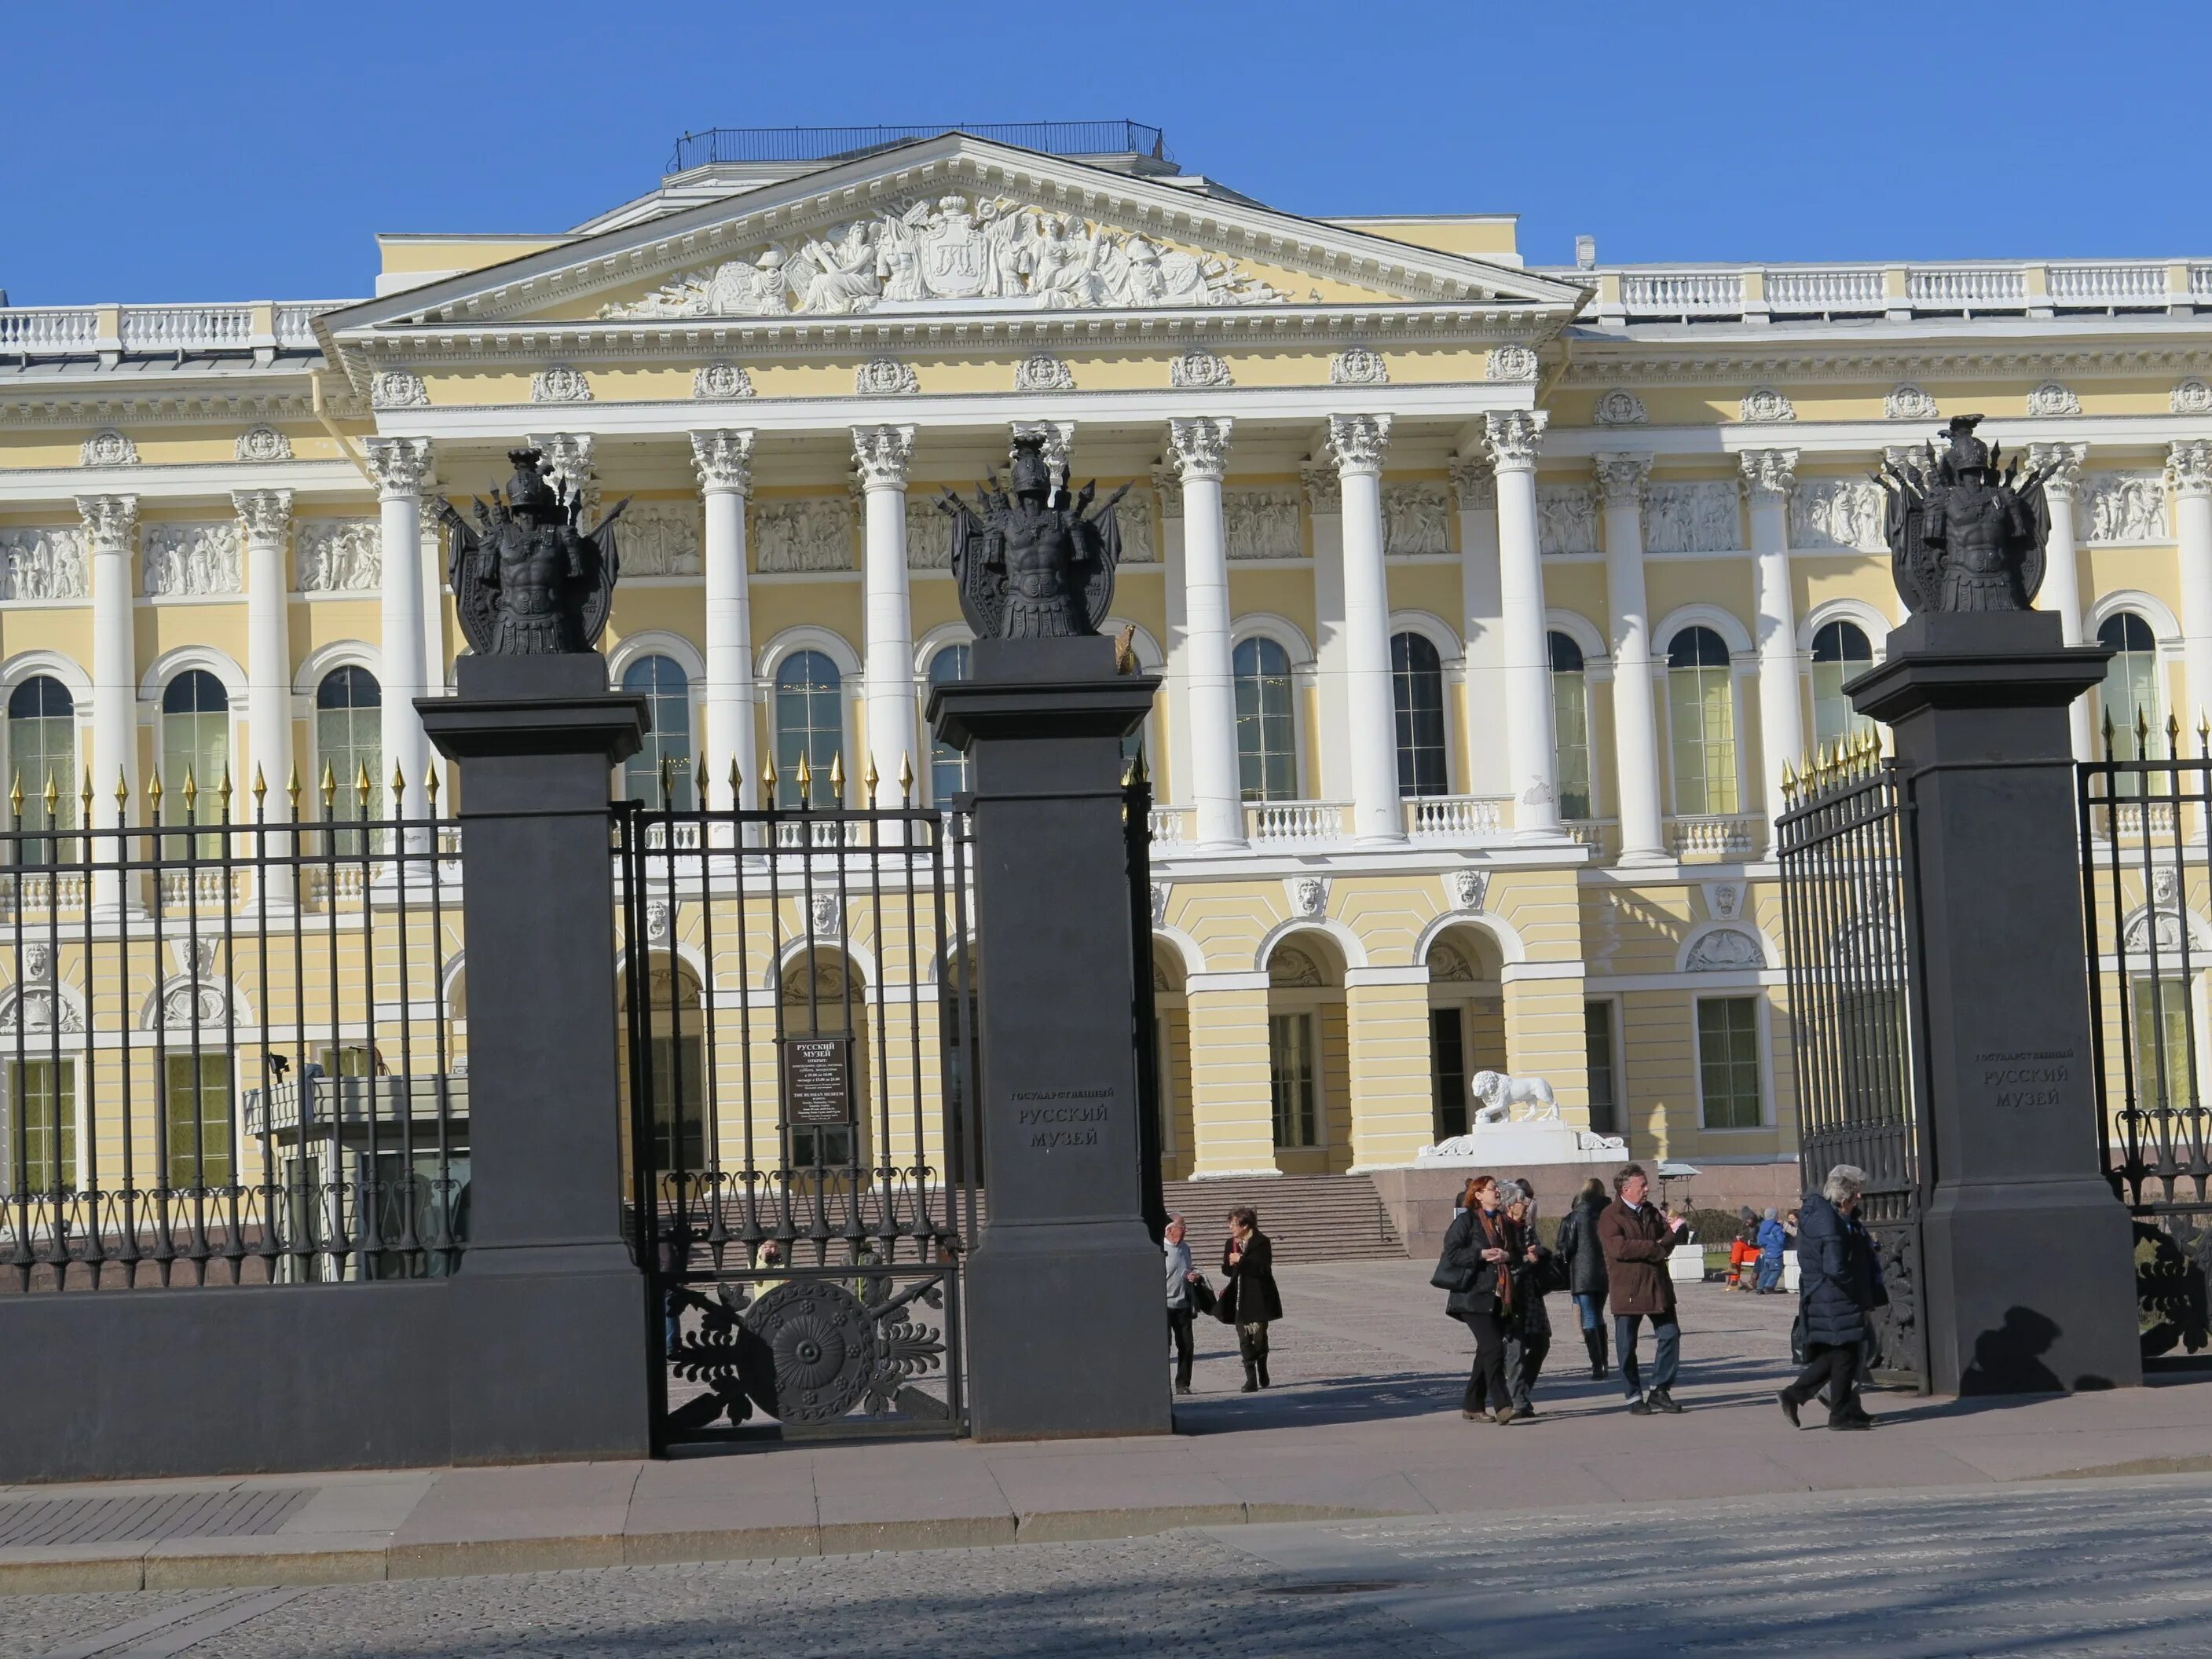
[
  {"left": 0, "top": 301, "right": 353, "bottom": 364},
  {"left": 1545, "top": 259, "right": 2212, "bottom": 325}
]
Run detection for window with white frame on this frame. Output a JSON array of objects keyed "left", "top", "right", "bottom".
[
  {"left": 1233, "top": 636, "right": 1298, "bottom": 802},
  {"left": 160, "top": 670, "right": 229, "bottom": 851},
  {"left": 1696, "top": 995, "right": 1763, "bottom": 1130},
  {"left": 163, "top": 1053, "right": 233, "bottom": 1190},
  {"left": 622, "top": 655, "right": 694, "bottom": 808},
  {"left": 1269, "top": 1013, "right": 1320, "bottom": 1148},
  {"left": 2097, "top": 612, "right": 2163, "bottom": 760},
  {"left": 315, "top": 667, "right": 381, "bottom": 844},
  {"left": 774, "top": 650, "right": 844, "bottom": 808},
  {"left": 1550, "top": 632, "right": 1593, "bottom": 820},
  {"left": 1666, "top": 627, "right": 1738, "bottom": 816},
  {"left": 7, "top": 676, "right": 76, "bottom": 862},
  {"left": 6, "top": 1058, "right": 75, "bottom": 1192},
  {"left": 1390, "top": 631, "right": 1448, "bottom": 797},
  {"left": 927, "top": 643, "right": 972, "bottom": 804},
  {"left": 1810, "top": 621, "right": 1877, "bottom": 753}
]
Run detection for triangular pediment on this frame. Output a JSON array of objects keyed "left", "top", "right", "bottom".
[{"left": 322, "top": 133, "right": 1585, "bottom": 339}]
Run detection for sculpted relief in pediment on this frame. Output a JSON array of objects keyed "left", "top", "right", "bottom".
[{"left": 600, "top": 194, "right": 1291, "bottom": 320}]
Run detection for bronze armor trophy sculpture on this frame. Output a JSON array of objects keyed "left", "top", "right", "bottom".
[
  {"left": 1876, "top": 415, "right": 2050, "bottom": 613},
  {"left": 939, "top": 435, "right": 1127, "bottom": 638},
  {"left": 435, "top": 449, "right": 630, "bottom": 654}
]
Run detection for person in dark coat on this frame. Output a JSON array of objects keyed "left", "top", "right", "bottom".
[
  {"left": 1598, "top": 1163, "right": 1688, "bottom": 1414},
  {"left": 1438, "top": 1174, "right": 1517, "bottom": 1423},
  {"left": 1555, "top": 1175, "right": 1612, "bottom": 1378},
  {"left": 1778, "top": 1164, "right": 1886, "bottom": 1430},
  {"left": 1502, "top": 1181, "right": 1555, "bottom": 1418},
  {"left": 1221, "top": 1206, "right": 1283, "bottom": 1392}
]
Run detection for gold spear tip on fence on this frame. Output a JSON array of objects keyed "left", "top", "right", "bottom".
[
  {"left": 251, "top": 764, "right": 268, "bottom": 810},
  {"left": 829, "top": 750, "right": 845, "bottom": 800},
  {"left": 729, "top": 756, "right": 743, "bottom": 799},
  {"left": 1781, "top": 759, "right": 1798, "bottom": 802},
  {"left": 320, "top": 759, "right": 337, "bottom": 812},
  {"left": 423, "top": 760, "right": 440, "bottom": 806},
  {"left": 793, "top": 751, "right": 811, "bottom": 801},
  {"left": 763, "top": 751, "right": 778, "bottom": 792},
  {"left": 181, "top": 767, "right": 197, "bottom": 815},
  {"left": 2102, "top": 706, "right": 2117, "bottom": 758},
  {"left": 354, "top": 760, "right": 372, "bottom": 810},
  {"left": 1133, "top": 745, "right": 1150, "bottom": 786},
  {"left": 217, "top": 768, "right": 233, "bottom": 817},
  {"left": 389, "top": 761, "right": 406, "bottom": 811},
  {"left": 898, "top": 753, "right": 914, "bottom": 804},
  {"left": 115, "top": 767, "right": 129, "bottom": 813},
  {"left": 42, "top": 771, "right": 59, "bottom": 815},
  {"left": 863, "top": 757, "right": 879, "bottom": 805},
  {"left": 287, "top": 763, "right": 302, "bottom": 815},
  {"left": 1121, "top": 757, "right": 1135, "bottom": 788},
  {"left": 694, "top": 755, "right": 708, "bottom": 806},
  {"left": 81, "top": 767, "right": 93, "bottom": 814},
  {"left": 9, "top": 773, "right": 23, "bottom": 819},
  {"left": 2137, "top": 705, "right": 2152, "bottom": 749}
]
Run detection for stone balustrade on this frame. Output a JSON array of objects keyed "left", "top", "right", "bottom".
[{"left": 1553, "top": 259, "right": 2212, "bottom": 324}]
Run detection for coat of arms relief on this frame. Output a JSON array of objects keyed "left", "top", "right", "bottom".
[{"left": 601, "top": 194, "right": 1291, "bottom": 320}]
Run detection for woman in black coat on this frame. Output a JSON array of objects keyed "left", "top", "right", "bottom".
[
  {"left": 1221, "top": 1207, "right": 1284, "bottom": 1392},
  {"left": 1778, "top": 1166, "right": 1886, "bottom": 1430},
  {"left": 1439, "top": 1174, "right": 1518, "bottom": 1423},
  {"left": 1554, "top": 1176, "right": 1612, "bottom": 1379}
]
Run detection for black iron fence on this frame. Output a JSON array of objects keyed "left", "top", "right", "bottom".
[
  {"left": 0, "top": 768, "right": 464, "bottom": 1292},
  {"left": 1776, "top": 736, "right": 1930, "bottom": 1387}
]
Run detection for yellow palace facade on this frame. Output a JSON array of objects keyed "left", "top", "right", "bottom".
[{"left": 3, "top": 123, "right": 2209, "bottom": 1191}]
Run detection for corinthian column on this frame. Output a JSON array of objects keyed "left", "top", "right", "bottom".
[
  {"left": 233, "top": 489, "right": 295, "bottom": 808},
  {"left": 853, "top": 424, "right": 916, "bottom": 807},
  {"left": 2030, "top": 443, "right": 2091, "bottom": 759},
  {"left": 1485, "top": 411, "right": 1558, "bottom": 838},
  {"left": 1595, "top": 452, "right": 1666, "bottom": 862},
  {"left": 365, "top": 437, "right": 434, "bottom": 829},
  {"left": 1741, "top": 448, "right": 1801, "bottom": 849},
  {"left": 2172, "top": 440, "right": 2212, "bottom": 732},
  {"left": 691, "top": 430, "right": 756, "bottom": 809},
  {"left": 1169, "top": 416, "right": 1243, "bottom": 849},
  {"left": 1451, "top": 458, "right": 1506, "bottom": 798},
  {"left": 1328, "top": 414, "right": 1404, "bottom": 844},
  {"left": 78, "top": 493, "right": 139, "bottom": 818}
]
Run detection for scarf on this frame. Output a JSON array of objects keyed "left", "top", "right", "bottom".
[{"left": 1476, "top": 1207, "right": 1514, "bottom": 1309}]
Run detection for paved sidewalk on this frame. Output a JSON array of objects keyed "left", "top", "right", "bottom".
[{"left": 6, "top": 1264, "right": 2210, "bottom": 1593}]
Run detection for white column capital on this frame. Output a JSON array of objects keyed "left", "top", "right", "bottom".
[
  {"left": 1325, "top": 412, "right": 1392, "bottom": 476},
  {"left": 1011, "top": 420, "right": 1074, "bottom": 489},
  {"left": 690, "top": 429, "right": 756, "bottom": 495},
  {"left": 75, "top": 493, "right": 139, "bottom": 550},
  {"left": 851, "top": 423, "right": 916, "bottom": 490},
  {"left": 1168, "top": 416, "right": 1234, "bottom": 482},
  {"left": 230, "top": 488, "right": 293, "bottom": 543},
  {"left": 1592, "top": 452, "right": 1654, "bottom": 509},
  {"left": 363, "top": 436, "right": 434, "bottom": 500},
  {"left": 1738, "top": 447, "right": 1800, "bottom": 503},
  {"left": 1300, "top": 460, "right": 1341, "bottom": 516},
  {"left": 2170, "top": 439, "right": 2212, "bottom": 500},
  {"left": 527, "top": 433, "right": 597, "bottom": 512},
  {"left": 1482, "top": 410, "right": 1547, "bottom": 473},
  {"left": 1449, "top": 456, "right": 1496, "bottom": 511},
  {"left": 2030, "top": 441, "right": 2089, "bottom": 498}
]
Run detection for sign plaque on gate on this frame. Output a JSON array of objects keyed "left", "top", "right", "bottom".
[{"left": 782, "top": 1036, "right": 851, "bottom": 1125}]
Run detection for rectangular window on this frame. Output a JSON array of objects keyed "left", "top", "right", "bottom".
[
  {"left": 7, "top": 1060, "right": 75, "bottom": 1192},
  {"left": 1430, "top": 1006, "right": 1467, "bottom": 1140},
  {"left": 1697, "top": 997, "right": 1763, "bottom": 1130},
  {"left": 650, "top": 1032, "right": 707, "bottom": 1177},
  {"left": 1269, "top": 1013, "right": 1319, "bottom": 1148},
  {"left": 1554, "top": 674, "right": 1593, "bottom": 820},
  {"left": 1584, "top": 1001, "right": 1618, "bottom": 1137},
  {"left": 1668, "top": 667, "right": 1739, "bottom": 816},
  {"left": 163, "top": 1053, "right": 233, "bottom": 1189},
  {"left": 2132, "top": 978, "right": 2197, "bottom": 1115}
]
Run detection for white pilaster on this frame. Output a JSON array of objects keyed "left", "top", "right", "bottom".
[
  {"left": 365, "top": 438, "right": 433, "bottom": 826},
  {"left": 1451, "top": 459, "right": 1506, "bottom": 798},
  {"left": 1169, "top": 416, "right": 1243, "bottom": 849},
  {"left": 1303, "top": 461, "right": 1350, "bottom": 802},
  {"left": 233, "top": 489, "right": 295, "bottom": 808},
  {"left": 1484, "top": 411, "right": 1558, "bottom": 838},
  {"left": 1741, "top": 448, "right": 1801, "bottom": 847},
  {"left": 1153, "top": 465, "right": 1192, "bottom": 811},
  {"left": 2030, "top": 443, "right": 2091, "bottom": 760},
  {"left": 692, "top": 430, "right": 757, "bottom": 808},
  {"left": 853, "top": 424, "right": 917, "bottom": 807},
  {"left": 1328, "top": 414, "right": 1404, "bottom": 844},
  {"left": 1594, "top": 453, "right": 1667, "bottom": 863},
  {"left": 78, "top": 494, "right": 138, "bottom": 821},
  {"left": 2172, "top": 441, "right": 2212, "bottom": 733}
]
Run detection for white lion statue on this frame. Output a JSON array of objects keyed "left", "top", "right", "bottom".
[{"left": 1470, "top": 1069, "right": 1559, "bottom": 1125}]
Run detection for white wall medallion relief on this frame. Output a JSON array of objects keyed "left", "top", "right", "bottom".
[
  {"left": 1486, "top": 343, "right": 1540, "bottom": 382},
  {"left": 1788, "top": 478, "right": 1888, "bottom": 553},
  {"left": 2027, "top": 380, "right": 2081, "bottom": 418},
  {"left": 1426, "top": 942, "right": 1476, "bottom": 983},
  {"left": 1593, "top": 388, "right": 1647, "bottom": 427},
  {"left": 1150, "top": 881, "right": 1170, "bottom": 927},
  {"left": 1301, "top": 464, "right": 1340, "bottom": 517},
  {"left": 906, "top": 497, "right": 950, "bottom": 569},
  {"left": 1884, "top": 384, "right": 1939, "bottom": 421},
  {"left": 1449, "top": 869, "right": 1490, "bottom": 913},
  {"left": 235, "top": 424, "right": 292, "bottom": 462},
  {"left": 753, "top": 496, "right": 851, "bottom": 573},
  {"left": 142, "top": 522, "right": 241, "bottom": 597},
  {"left": 1383, "top": 482, "right": 1452, "bottom": 556},
  {"left": 1115, "top": 490, "right": 1156, "bottom": 564},
  {"left": 1013, "top": 352, "right": 1075, "bottom": 392},
  {"left": 645, "top": 901, "right": 672, "bottom": 943},
  {"left": 1287, "top": 875, "right": 1330, "bottom": 917},
  {"left": 855, "top": 356, "right": 919, "bottom": 395},
  {"left": 1222, "top": 488, "right": 1301, "bottom": 559},
  {"left": 368, "top": 369, "right": 430, "bottom": 409},
  {"left": 621, "top": 504, "right": 704, "bottom": 577},
  {"left": 2152, "top": 865, "right": 2181, "bottom": 909},
  {"left": 2173, "top": 379, "right": 2212, "bottom": 417},
  {"left": 1536, "top": 485, "right": 1598, "bottom": 555},
  {"left": 531, "top": 365, "right": 593, "bottom": 404},
  {"left": 693, "top": 362, "right": 755, "bottom": 400},
  {"left": 295, "top": 519, "right": 380, "bottom": 592},
  {"left": 1643, "top": 482, "right": 1742, "bottom": 555},
  {"left": 0, "top": 944, "right": 82, "bottom": 1034},
  {"left": 1169, "top": 349, "right": 1232, "bottom": 390},
  {"left": 1329, "top": 347, "right": 1389, "bottom": 386},
  {"left": 809, "top": 892, "right": 842, "bottom": 939},
  {"left": 1685, "top": 926, "right": 1763, "bottom": 972},
  {"left": 0, "top": 527, "right": 87, "bottom": 601},
  {"left": 80, "top": 429, "right": 138, "bottom": 467},
  {"left": 1703, "top": 880, "right": 1745, "bottom": 921},
  {"left": 2078, "top": 473, "right": 2169, "bottom": 544},
  {"left": 1738, "top": 387, "right": 1796, "bottom": 424}
]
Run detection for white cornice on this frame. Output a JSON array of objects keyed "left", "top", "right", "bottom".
[
  {"left": 1539, "top": 412, "right": 2212, "bottom": 460},
  {"left": 1560, "top": 327, "right": 2212, "bottom": 386},
  {"left": 0, "top": 459, "right": 368, "bottom": 507},
  {"left": 0, "top": 386, "right": 328, "bottom": 427}
]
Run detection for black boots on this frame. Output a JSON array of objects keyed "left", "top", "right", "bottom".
[
  {"left": 1241, "top": 1360, "right": 1259, "bottom": 1393},
  {"left": 1584, "top": 1327, "right": 1609, "bottom": 1380},
  {"left": 1257, "top": 1357, "right": 1271, "bottom": 1390}
]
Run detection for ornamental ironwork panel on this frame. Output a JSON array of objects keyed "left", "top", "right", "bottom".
[
  {"left": 616, "top": 778, "right": 977, "bottom": 1445},
  {"left": 1777, "top": 748, "right": 1930, "bottom": 1390}
]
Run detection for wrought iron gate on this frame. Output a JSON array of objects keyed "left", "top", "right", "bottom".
[
  {"left": 616, "top": 778, "right": 977, "bottom": 1445},
  {"left": 1776, "top": 742, "right": 1931, "bottom": 1389}
]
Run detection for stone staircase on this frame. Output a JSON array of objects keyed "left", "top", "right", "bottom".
[{"left": 1159, "top": 1173, "right": 1408, "bottom": 1264}]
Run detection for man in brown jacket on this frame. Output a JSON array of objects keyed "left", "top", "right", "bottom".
[{"left": 1599, "top": 1163, "right": 1687, "bottom": 1415}]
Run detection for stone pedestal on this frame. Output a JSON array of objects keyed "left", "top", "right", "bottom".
[
  {"left": 418, "top": 654, "right": 657, "bottom": 1462},
  {"left": 1850, "top": 610, "right": 2142, "bottom": 1395},
  {"left": 929, "top": 637, "right": 1172, "bottom": 1440}
]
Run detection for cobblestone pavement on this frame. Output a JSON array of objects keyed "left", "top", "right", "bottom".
[{"left": 14, "top": 1476, "right": 2212, "bottom": 1657}]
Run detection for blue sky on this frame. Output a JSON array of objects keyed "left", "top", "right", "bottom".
[{"left": 5, "top": 0, "right": 2205, "bottom": 304}]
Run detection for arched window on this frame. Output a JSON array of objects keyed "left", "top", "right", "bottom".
[
  {"left": 1549, "top": 632, "right": 1592, "bottom": 821},
  {"left": 1233, "top": 636, "right": 1298, "bottom": 802},
  {"left": 1391, "top": 632, "right": 1448, "bottom": 798},
  {"left": 775, "top": 650, "right": 844, "bottom": 808},
  {"left": 1811, "top": 621, "right": 1877, "bottom": 752},
  {"left": 315, "top": 667, "right": 381, "bottom": 839},
  {"left": 160, "top": 670, "right": 228, "bottom": 847},
  {"left": 2097, "top": 612, "right": 2163, "bottom": 760},
  {"left": 1666, "top": 627, "right": 1738, "bottom": 816},
  {"left": 7, "top": 676, "right": 76, "bottom": 859},
  {"left": 622, "top": 655, "right": 694, "bottom": 808},
  {"left": 927, "top": 643, "right": 972, "bottom": 804}
]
